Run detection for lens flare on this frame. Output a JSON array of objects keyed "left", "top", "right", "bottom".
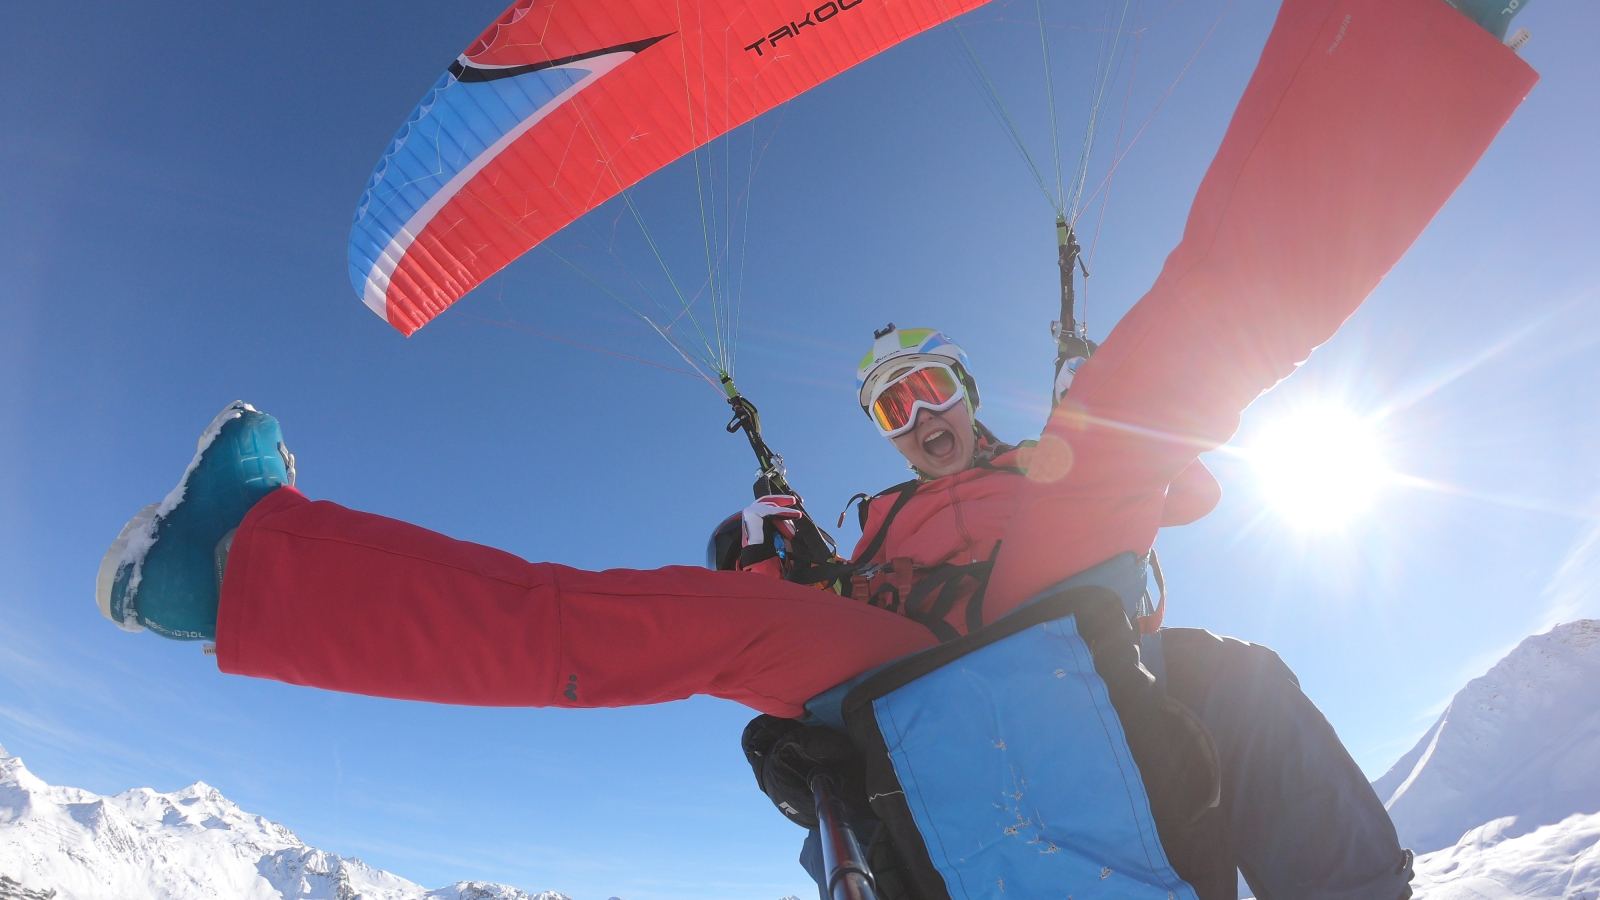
[{"left": 1249, "top": 407, "right": 1387, "bottom": 529}]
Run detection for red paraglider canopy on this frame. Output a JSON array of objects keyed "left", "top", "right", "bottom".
[{"left": 349, "top": 0, "right": 988, "bottom": 335}]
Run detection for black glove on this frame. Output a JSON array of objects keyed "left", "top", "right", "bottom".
[{"left": 741, "top": 714, "right": 869, "bottom": 829}]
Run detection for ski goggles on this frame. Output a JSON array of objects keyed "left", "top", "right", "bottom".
[{"left": 866, "top": 363, "right": 967, "bottom": 438}]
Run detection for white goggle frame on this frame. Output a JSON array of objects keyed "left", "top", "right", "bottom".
[{"left": 865, "top": 362, "right": 968, "bottom": 438}]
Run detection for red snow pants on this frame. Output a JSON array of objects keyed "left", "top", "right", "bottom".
[
  {"left": 216, "top": 0, "right": 1537, "bottom": 718},
  {"left": 217, "top": 486, "right": 938, "bottom": 716}
]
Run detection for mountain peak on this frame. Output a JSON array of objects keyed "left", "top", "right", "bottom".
[
  {"left": 0, "top": 752, "right": 552, "bottom": 900},
  {"left": 1376, "top": 618, "right": 1600, "bottom": 855}
]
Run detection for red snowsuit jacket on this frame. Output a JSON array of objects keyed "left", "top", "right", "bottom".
[{"left": 215, "top": 0, "right": 1536, "bottom": 718}]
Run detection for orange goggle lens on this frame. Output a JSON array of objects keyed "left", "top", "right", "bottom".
[{"left": 869, "top": 365, "right": 965, "bottom": 436}]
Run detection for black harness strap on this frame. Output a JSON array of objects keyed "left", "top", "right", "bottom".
[
  {"left": 868, "top": 581, "right": 903, "bottom": 614},
  {"left": 847, "top": 432, "right": 1028, "bottom": 574},
  {"left": 853, "top": 480, "right": 921, "bottom": 564},
  {"left": 901, "top": 550, "right": 999, "bottom": 644},
  {"left": 965, "top": 541, "right": 1000, "bottom": 635},
  {"left": 902, "top": 567, "right": 965, "bottom": 643},
  {"left": 817, "top": 469, "right": 1012, "bottom": 640},
  {"left": 838, "top": 492, "right": 872, "bottom": 530},
  {"left": 789, "top": 480, "right": 921, "bottom": 587},
  {"left": 796, "top": 449, "right": 1023, "bottom": 639}
]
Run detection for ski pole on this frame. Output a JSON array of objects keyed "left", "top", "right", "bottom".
[{"left": 811, "top": 773, "right": 879, "bottom": 900}]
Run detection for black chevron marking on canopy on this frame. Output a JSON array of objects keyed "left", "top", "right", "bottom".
[{"left": 448, "top": 35, "right": 674, "bottom": 83}]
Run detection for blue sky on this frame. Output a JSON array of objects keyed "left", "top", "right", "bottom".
[{"left": 2, "top": 1, "right": 1597, "bottom": 899}]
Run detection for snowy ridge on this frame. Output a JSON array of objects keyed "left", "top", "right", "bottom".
[
  {"left": 0, "top": 746, "right": 566, "bottom": 900},
  {"left": 1374, "top": 619, "right": 1600, "bottom": 856}
]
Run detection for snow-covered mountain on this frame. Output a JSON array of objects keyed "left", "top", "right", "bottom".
[
  {"left": 1372, "top": 619, "right": 1600, "bottom": 899},
  {"left": 0, "top": 746, "right": 569, "bottom": 900},
  {"left": 1374, "top": 619, "right": 1600, "bottom": 855}
]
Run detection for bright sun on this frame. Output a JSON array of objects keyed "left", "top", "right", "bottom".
[{"left": 1248, "top": 406, "right": 1388, "bottom": 529}]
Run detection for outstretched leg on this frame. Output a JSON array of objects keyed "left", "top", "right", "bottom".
[
  {"left": 215, "top": 486, "right": 938, "bottom": 716},
  {"left": 1163, "top": 629, "right": 1413, "bottom": 900}
]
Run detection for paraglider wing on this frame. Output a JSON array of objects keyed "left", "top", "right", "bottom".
[{"left": 349, "top": 0, "right": 989, "bottom": 335}]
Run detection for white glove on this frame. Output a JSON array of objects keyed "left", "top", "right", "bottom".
[{"left": 741, "top": 495, "right": 803, "bottom": 547}]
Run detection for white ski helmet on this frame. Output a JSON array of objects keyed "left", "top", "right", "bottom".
[{"left": 856, "top": 324, "right": 980, "bottom": 412}]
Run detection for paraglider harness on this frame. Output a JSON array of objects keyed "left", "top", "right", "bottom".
[
  {"left": 717, "top": 385, "right": 1039, "bottom": 642},
  {"left": 731, "top": 221, "right": 1229, "bottom": 900},
  {"left": 824, "top": 425, "right": 1028, "bottom": 637}
]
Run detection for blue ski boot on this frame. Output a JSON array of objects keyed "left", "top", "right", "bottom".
[
  {"left": 97, "top": 402, "right": 295, "bottom": 641},
  {"left": 1440, "top": 0, "right": 1531, "bottom": 40}
]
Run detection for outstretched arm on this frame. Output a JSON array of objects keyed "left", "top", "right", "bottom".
[
  {"left": 990, "top": 0, "right": 1538, "bottom": 607},
  {"left": 216, "top": 487, "right": 937, "bottom": 716}
]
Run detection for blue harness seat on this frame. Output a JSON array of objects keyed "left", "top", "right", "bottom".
[
  {"left": 795, "top": 554, "right": 1411, "bottom": 900},
  {"left": 824, "top": 580, "right": 1227, "bottom": 900}
]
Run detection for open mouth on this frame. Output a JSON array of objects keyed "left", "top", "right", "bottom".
[{"left": 921, "top": 426, "right": 956, "bottom": 459}]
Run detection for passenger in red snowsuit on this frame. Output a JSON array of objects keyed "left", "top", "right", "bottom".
[
  {"left": 94, "top": 0, "right": 1538, "bottom": 895},
  {"left": 212, "top": 0, "right": 1536, "bottom": 724}
]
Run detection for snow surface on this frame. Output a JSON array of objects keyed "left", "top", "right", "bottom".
[
  {"left": 1412, "top": 812, "right": 1600, "bottom": 899},
  {"left": 1374, "top": 619, "right": 1600, "bottom": 856},
  {"left": 1, "top": 873, "right": 57, "bottom": 900},
  {"left": 0, "top": 749, "right": 568, "bottom": 900}
]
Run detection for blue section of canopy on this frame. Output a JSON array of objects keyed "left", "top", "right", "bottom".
[
  {"left": 870, "top": 614, "right": 1198, "bottom": 900},
  {"left": 347, "top": 65, "right": 588, "bottom": 297}
]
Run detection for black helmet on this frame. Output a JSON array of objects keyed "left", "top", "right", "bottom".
[{"left": 706, "top": 511, "right": 743, "bottom": 570}]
